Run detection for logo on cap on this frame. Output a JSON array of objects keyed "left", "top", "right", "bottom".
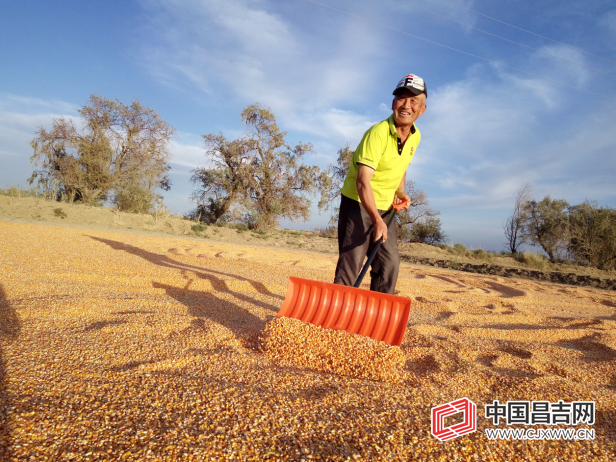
[
  {"left": 394, "top": 73, "right": 427, "bottom": 97},
  {"left": 400, "top": 76, "right": 424, "bottom": 91}
]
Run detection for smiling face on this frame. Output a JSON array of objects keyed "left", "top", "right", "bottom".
[{"left": 391, "top": 90, "right": 427, "bottom": 130}]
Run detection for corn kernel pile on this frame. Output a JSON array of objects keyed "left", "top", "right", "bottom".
[
  {"left": 1, "top": 221, "right": 615, "bottom": 461},
  {"left": 261, "top": 317, "right": 405, "bottom": 382}
]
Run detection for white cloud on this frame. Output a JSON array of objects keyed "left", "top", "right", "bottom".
[
  {"left": 0, "top": 95, "right": 81, "bottom": 187},
  {"left": 169, "top": 140, "right": 204, "bottom": 169},
  {"left": 135, "top": 0, "right": 398, "bottom": 172},
  {"left": 391, "top": 0, "right": 479, "bottom": 32},
  {"left": 411, "top": 59, "right": 616, "bottom": 216},
  {"left": 138, "top": 0, "right": 295, "bottom": 102},
  {"left": 137, "top": 0, "right": 385, "bottom": 113},
  {"left": 0, "top": 94, "right": 78, "bottom": 114},
  {"left": 599, "top": 9, "right": 616, "bottom": 35},
  {"left": 0, "top": 95, "right": 79, "bottom": 157},
  {"left": 284, "top": 108, "right": 376, "bottom": 146},
  {"left": 526, "top": 45, "right": 592, "bottom": 89}
]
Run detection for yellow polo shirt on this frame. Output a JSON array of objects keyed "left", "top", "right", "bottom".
[{"left": 341, "top": 115, "right": 420, "bottom": 210}]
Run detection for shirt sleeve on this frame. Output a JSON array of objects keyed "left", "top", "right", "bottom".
[{"left": 353, "top": 128, "right": 384, "bottom": 170}]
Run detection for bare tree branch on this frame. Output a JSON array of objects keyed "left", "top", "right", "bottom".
[{"left": 503, "top": 183, "right": 532, "bottom": 254}]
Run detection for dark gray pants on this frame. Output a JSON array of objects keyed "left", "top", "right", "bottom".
[{"left": 333, "top": 194, "right": 400, "bottom": 294}]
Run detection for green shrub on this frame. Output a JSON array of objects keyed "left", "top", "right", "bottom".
[
  {"left": 191, "top": 224, "right": 207, "bottom": 233},
  {"left": 470, "top": 249, "right": 495, "bottom": 262},
  {"left": 1, "top": 185, "right": 37, "bottom": 199},
  {"left": 53, "top": 208, "right": 67, "bottom": 219},
  {"left": 453, "top": 243, "right": 467, "bottom": 254},
  {"left": 516, "top": 251, "right": 549, "bottom": 269},
  {"left": 406, "top": 217, "right": 446, "bottom": 245},
  {"left": 251, "top": 229, "right": 269, "bottom": 239},
  {"left": 568, "top": 202, "right": 616, "bottom": 271},
  {"left": 316, "top": 226, "right": 337, "bottom": 239}
]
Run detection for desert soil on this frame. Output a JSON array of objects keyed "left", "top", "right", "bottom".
[
  {"left": 1, "top": 196, "right": 615, "bottom": 291},
  {"left": 0, "top": 214, "right": 615, "bottom": 460}
]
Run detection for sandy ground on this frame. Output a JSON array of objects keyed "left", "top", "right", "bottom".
[
  {"left": 2, "top": 196, "right": 613, "bottom": 289},
  {"left": 1, "top": 221, "right": 615, "bottom": 461},
  {"left": 0, "top": 196, "right": 340, "bottom": 254}
]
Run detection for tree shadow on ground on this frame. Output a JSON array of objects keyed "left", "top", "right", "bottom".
[
  {"left": 89, "top": 236, "right": 284, "bottom": 347},
  {"left": 0, "top": 284, "right": 20, "bottom": 459},
  {"left": 481, "top": 281, "right": 526, "bottom": 298},
  {"left": 88, "top": 236, "right": 284, "bottom": 303},
  {"left": 152, "top": 281, "right": 272, "bottom": 348},
  {"left": 427, "top": 274, "right": 468, "bottom": 288},
  {"left": 476, "top": 322, "right": 603, "bottom": 331},
  {"left": 596, "top": 409, "right": 616, "bottom": 443},
  {"left": 555, "top": 334, "right": 616, "bottom": 362},
  {"left": 598, "top": 311, "right": 616, "bottom": 322},
  {"left": 84, "top": 320, "right": 127, "bottom": 331}
]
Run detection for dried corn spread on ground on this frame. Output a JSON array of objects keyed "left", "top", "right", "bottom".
[
  {"left": 261, "top": 317, "right": 405, "bottom": 382},
  {"left": 1, "top": 221, "right": 615, "bottom": 461}
]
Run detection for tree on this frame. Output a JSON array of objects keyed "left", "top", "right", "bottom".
[
  {"left": 396, "top": 180, "right": 442, "bottom": 244},
  {"left": 503, "top": 183, "right": 531, "bottom": 254},
  {"left": 520, "top": 196, "right": 569, "bottom": 262},
  {"left": 397, "top": 180, "right": 440, "bottom": 238},
  {"left": 405, "top": 216, "right": 446, "bottom": 245},
  {"left": 190, "top": 135, "right": 253, "bottom": 224},
  {"left": 190, "top": 103, "right": 331, "bottom": 228},
  {"left": 29, "top": 94, "right": 175, "bottom": 212},
  {"left": 568, "top": 201, "right": 616, "bottom": 270},
  {"left": 320, "top": 144, "right": 354, "bottom": 225}
]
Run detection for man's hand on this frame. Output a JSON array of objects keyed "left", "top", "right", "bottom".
[
  {"left": 356, "top": 164, "right": 389, "bottom": 242},
  {"left": 394, "top": 172, "right": 411, "bottom": 210},
  {"left": 394, "top": 190, "right": 411, "bottom": 209},
  {"left": 373, "top": 216, "right": 388, "bottom": 243}
]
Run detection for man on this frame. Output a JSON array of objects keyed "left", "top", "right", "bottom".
[{"left": 333, "top": 74, "right": 428, "bottom": 294}]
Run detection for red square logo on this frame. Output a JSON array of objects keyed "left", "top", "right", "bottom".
[{"left": 431, "top": 398, "right": 477, "bottom": 441}]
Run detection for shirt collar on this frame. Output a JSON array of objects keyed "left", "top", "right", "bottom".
[{"left": 388, "top": 114, "right": 416, "bottom": 138}]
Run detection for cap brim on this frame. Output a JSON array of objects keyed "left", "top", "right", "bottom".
[{"left": 393, "top": 87, "right": 424, "bottom": 96}]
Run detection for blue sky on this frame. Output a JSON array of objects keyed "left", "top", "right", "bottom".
[{"left": 1, "top": 0, "right": 615, "bottom": 251}]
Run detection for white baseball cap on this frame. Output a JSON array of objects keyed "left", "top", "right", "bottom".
[{"left": 393, "top": 74, "right": 427, "bottom": 98}]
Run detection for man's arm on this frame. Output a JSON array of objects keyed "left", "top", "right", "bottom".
[
  {"left": 356, "top": 164, "right": 389, "bottom": 242},
  {"left": 394, "top": 172, "right": 411, "bottom": 208}
]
